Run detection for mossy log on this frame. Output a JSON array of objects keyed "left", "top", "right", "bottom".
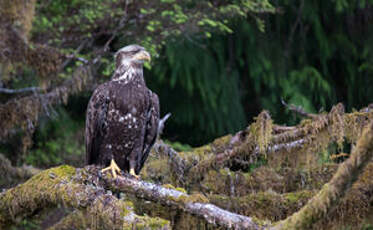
[
  {"left": 0, "top": 165, "right": 170, "bottom": 230},
  {"left": 97, "top": 167, "right": 262, "bottom": 230},
  {"left": 272, "top": 121, "right": 373, "bottom": 229},
  {"left": 166, "top": 105, "right": 373, "bottom": 185},
  {"left": 0, "top": 164, "right": 262, "bottom": 230}
]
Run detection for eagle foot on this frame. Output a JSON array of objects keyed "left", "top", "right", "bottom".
[
  {"left": 101, "top": 159, "right": 122, "bottom": 178},
  {"left": 129, "top": 168, "right": 140, "bottom": 180}
]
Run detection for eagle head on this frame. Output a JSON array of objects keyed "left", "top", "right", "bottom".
[{"left": 114, "top": 44, "right": 151, "bottom": 69}]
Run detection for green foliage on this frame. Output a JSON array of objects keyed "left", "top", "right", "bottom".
[
  {"left": 146, "top": 0, "right": 372, "bottom": 145},
  {"left": 149, "top": 38, "right": 247, "bottom": 145},
  {"left": 32, "top": 0, "right": 123, "bottom": 45}
]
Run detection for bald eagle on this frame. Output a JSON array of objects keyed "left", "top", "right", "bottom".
[{"left": 85, "top": 44, "right": 159, "bottom": 178}]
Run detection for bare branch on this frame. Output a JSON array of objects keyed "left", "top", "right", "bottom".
[
  {"left": 158, "top": 113, "right": 171, "bottom": 135},
  {"left": 103, "top": 171, "right": 262, "bottom": 230},
  {"left": 272, "top": 125, "right": 296, "bottom": 134},
  {"left": 0, "top": 87, "right": 41, "bottom": 94},
  {"left": 281, "top": 99, "right": 318, "bottom": 119},
  {"left": 61, "top": 39, "right": 91, "bottom": 69}
]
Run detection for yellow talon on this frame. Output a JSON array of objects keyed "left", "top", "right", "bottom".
[
  {"left": 130, "top": 168, "right": 140, "bottom": 179},
  {"left": 101, "top": 159, "right": 121, "bottom": 178}
]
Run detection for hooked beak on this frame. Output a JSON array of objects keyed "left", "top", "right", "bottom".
[{"left": 133, "top": 50, "right": 151, "bottom": 62}]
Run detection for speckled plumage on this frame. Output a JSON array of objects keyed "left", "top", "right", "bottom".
[{"left": 85, "top": 45, "right": 159, "bottom": 174}]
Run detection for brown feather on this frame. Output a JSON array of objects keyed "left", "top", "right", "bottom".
[{"left": 85, "top": 46, "right": 159, "bottom": 174}]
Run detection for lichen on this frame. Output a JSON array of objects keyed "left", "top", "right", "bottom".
[
  {"left": 211, "top": 134, "right": 232, "bottom": 152},
  {"left": 184, "top": 193, "right": 209, "bottom": 204},
  {"left": 162, "top": 184, "right": 176, "bottom": 190},
  {"left": 133, "top": 217, "right": 170, "bottom": 230},
  {"left": 175, "top": 187, "right": 187, "bottom": 193},
  {"left": 250, "top": 110, "right": 273, "bottom": 156},
  {"left": 0, "top": 165, "right": 77, "bottom": 226}
]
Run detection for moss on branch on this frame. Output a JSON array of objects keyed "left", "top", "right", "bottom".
[
  {"left": 0, "top": 165, "right": 170, "bottom": 230},
  {"left": 273, "top": 121, "right": 373, "bottom": 229}
]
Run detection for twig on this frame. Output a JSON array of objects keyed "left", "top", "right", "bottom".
[
  {"left": 61, "top": 39, "right": 90, "bottom": 69},
  {"left": 0, "top": 87, "right": 41, "bottom": 94},
  {"left": 272, "top": 125, "right": 296, "bottom": 134},
  {"left": 281, "top": 99, "right": 318, "bottom": 119},
  {"left": 103, "top": 13, "right": 128, "bottom": 52},
  {"left": 158, "top": 113, "right": 171, "bottom": 135}
]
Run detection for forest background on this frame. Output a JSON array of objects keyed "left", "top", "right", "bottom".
[
  {"left": 1, "top": 0, "right": 372, "bottom": 168},
  {"left": 0, "top": 0, "right": 373, "bottom": 229}
]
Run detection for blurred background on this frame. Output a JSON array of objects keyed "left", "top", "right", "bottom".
[{"left": 0, "top": 0, "right": 372, "bottom": 169}]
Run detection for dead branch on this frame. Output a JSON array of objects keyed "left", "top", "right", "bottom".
[
  {"left": 270, "top": 115, "right": 328, "bottom": 144},
  {"left": 273, "top": 120, "right": 373, "bottom": 229},
  {"left": 281, "top": 99, "right": 319, "bottom": 119},
  {"left": 272, "top": 125, "right": 296, "bottom": 134},
  {"left": 158, "top": 113, "right": 172, "bottom": 135},
  {"left": 188, "top": 104, "right": 371, "bottom": 179},
  {"left": 102, "top": 171, "right": 262, "bottom": 230},
  {"left": 0, "top": 87, "right": 42, "bottom": 94}
]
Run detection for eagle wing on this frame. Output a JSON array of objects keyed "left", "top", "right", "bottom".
[
  {"left": 85, "top": 85, "right": 109, "bottom": 165},
  {"left": 135, "top": 90, "right": 160, "bottom": 174}
]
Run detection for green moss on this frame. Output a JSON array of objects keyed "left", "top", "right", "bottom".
[
  {"left": 211, "top": 134, "right": 232, "bottom": 150},
  {"left": 169, "top": 193, "right": 208, "bottom": 204},
  {"left": 134, "top": 217, "right": 170, "bottom": 229},
  {"left": 121, "top": 201, "right": 135, "bottom": 217},
  {"left": 251, "top": 216, "right": 272, "bottom": 227},
  {"left": 28, "top": 165, "right": 76, "bottom": 185},
  {"left": 170, "top": 194, "right": 188, "bottom": 203},
  {"left": 199, "top": 169, "right": 228, "bottom": 194},
  {"left": 285, "top": 190, "right": 315, "bottom": 206},
  {"left": 0, "top": 165, "right": 78, "bottom": 227},
  {"left": 175, "top": 187, "right": 187, "bottom": 193},
  {"left": 179, "top": 144, "right": 213, "bottom": 162},
  {"left": 193, "top": 145, "right": 212, "bottom": 157},
  {"left": 184, "top": 194, "right": 209, "bottom": 204},
  {"left": 141, "top": 157, "right": 172, "bottom": 183},
  {"left": 218, "top": 168, "right": 230, "bottom": 176},
  {"left": 163, "top": 184, "right": 176, "bottom": 190}
]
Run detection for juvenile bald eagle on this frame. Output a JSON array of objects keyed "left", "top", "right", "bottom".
[{"left": 85, "top": 44, "right": 159, "bottom": 178}]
